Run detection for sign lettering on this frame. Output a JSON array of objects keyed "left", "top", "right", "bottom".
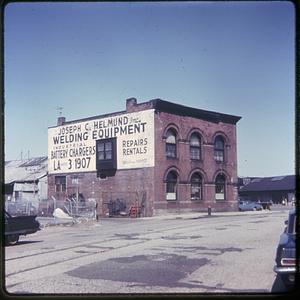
[{"left": 48, "top": 110, "right": 155, "bottom": 174}]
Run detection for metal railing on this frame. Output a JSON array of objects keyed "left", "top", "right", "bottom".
[{"left": 37, "top": 196, "right": 96, "bottom": 219}]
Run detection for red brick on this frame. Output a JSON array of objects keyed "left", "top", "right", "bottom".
[{"left": 48, "top": 99, "right": 240, "bottom": 217}]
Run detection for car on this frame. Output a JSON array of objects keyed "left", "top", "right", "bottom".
[
  {"left": 4, "top": 210, "right": 41, "bottom": 246},
  {"left": 259, "top": 200, "right": 273, "bottom": 210},
  {"left": 273, "top": 208, "right": 296, "bottom": 290},
  {"left": 238, "top": 201, "right": 263, "bottom": 211}
]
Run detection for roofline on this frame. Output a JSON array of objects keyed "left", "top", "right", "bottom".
[
  {"left": 151, "top": 99, "right": 241, "bottom": 124},
  {"left": 5, "top": 156, "right": 48, "bottom": 163},
  {"left": 240, "top": 188, "right": 295, "bottom": 193},
  {"left": 48, "top": 98, "right": 241, "bottom": 128},
  {"left": 239, "top": 175, "right": 295, "bottom": 180}
]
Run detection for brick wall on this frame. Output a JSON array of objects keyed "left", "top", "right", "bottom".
[
  {"left": 48, "top": 99, "right": 239, "bottom": 217},
  {"left": 48, "top": 167, "right": 154, "bottom": 217},
  {"left": 153, "top": 111, "right": 239, "bottom": 215}
]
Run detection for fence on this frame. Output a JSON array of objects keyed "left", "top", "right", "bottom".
[
  {"left": 25, "top": 190, "right": 148, "bottom": 219},
  {"left": 5, "top": 200, "right": 38, "bottom": 216},
  {"left": 37, "top": 196, "right": 97, "bottom": 219}
]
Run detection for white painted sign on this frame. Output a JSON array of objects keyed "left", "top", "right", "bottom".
[
  {"left": 215, "top": 193, "right": 225, "bottom": 200},
  {"left": 166, "top": 193, "right": 176, "bottom": 200},
  {"left": 48, "top": 109, "right": 155, "bottom": 174}
]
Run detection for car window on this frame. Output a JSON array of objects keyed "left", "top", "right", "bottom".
[
  {"left": 291, "top": 215, "right": 296, "bottom": 234},
  {"left": 287, "top": 214, "right": 296, "bottom": 234}
]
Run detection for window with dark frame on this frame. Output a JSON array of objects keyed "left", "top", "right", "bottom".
[
  {"left": 191, "top": 173, "right": 202, "bottom": 200},
  {"left": 215, "top": 174, "right": 226, "bottom": 200},
  {"left": 190, "top": 133, "right": 201, "bottom": 160},
  {"left": 166, "top": 129, "right": 177, "bottom": 158},
  {"left": 15, "top": 191, "right": 22, "bottom": 201},
  {"left": 96, "top": 138, "right": 117, "bottom": 177},
  {"left": 97, "top": 140, "right": 112, "bottom": 161},
  {"left": 214, "top": 136, "right": 225, "bottom": 162},
  {"left": 166, "top": 170, "right": 178, "bottom": 200},
  {"left": 55, "top": 176, "right": 66, "bottom": 193}
]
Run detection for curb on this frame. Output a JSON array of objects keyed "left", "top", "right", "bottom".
[
  {"left": 37, "top": 209, "right": 281, "bottom": 227},
  {"left": 141, "top": 209, "right": 275, "bottom": 221},
  {"left": 38, "top": 217, "right": 98, "bottom": 228}
]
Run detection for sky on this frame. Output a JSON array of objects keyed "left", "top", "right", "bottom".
[{"left": 4, "top": 1, "right": 295, "bottom": 177}]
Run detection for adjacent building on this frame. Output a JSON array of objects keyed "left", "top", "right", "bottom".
[
  {"left": 47, "top": 98, "right": 241, "bottom": 217},
  {"left": 5, "top": 157, "right": 48, "bottom": 215},
  {"left": 238, "top": 175, "right": 295, "bottom": 204}
]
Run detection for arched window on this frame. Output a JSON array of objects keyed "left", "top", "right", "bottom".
[
  {"left": 190, "top": 133, "right": 201, "bottom": 160},
  {"left": 166, "top": 170, "right": 178, "bottom": 200},
  {"left": 214, "top": 136, "right": 225, "bottom": 162},
  {"left": 191, "top": 173, "right": 202, "bottom": 200},
  {"left": 215, "top": 174, "right": 226, "bottom": 200},
  {"left": 166, "top": 129, "right": 177, "bottom": 158}
]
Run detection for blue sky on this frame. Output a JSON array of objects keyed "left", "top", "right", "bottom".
[{"left": 4, "top": 1, "right": 295, "bottom": 177}]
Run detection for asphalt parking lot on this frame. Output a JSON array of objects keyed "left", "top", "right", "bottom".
[{"left": 4, "top": 206, "right": 296, "bottom": 295}]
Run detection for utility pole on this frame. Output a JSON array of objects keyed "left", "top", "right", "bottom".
[
  {"left": 76, "top": 182, "right": 79, "bottom": 216},
  {"left": 56, "top": 106, "right": 64, "bottom": 116}
]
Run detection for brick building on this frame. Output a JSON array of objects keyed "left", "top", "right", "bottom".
[{"left": 48, "top": 98, "right": 241, "bottom": 217}]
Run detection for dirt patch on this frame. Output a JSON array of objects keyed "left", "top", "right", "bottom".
[
  {"left": 114, "top": 233, "right": 140, "bottom": 240},
  {"left": 161, "top": 234, "right": 202, "bottom": 240},
  {"left": 172, "top": 245, "right": 244, "bottom": 255}
]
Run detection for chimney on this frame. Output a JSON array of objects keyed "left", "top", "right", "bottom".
[
  {"left": 57, "top": 116, "right": 66, "bottom": 126},
  {"left": 126, "top": 98, "right": 137, "bottom": 112}
]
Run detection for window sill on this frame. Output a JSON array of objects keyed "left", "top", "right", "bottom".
[{"left": 166, "top": 156, "right": 178, "bottom": 160}]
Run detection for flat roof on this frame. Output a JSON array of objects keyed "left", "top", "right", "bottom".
[
  {"left": 152, "top": 99, "right": 241, "bottom": 124},
  {"left": 49, "top": 98, "right": 241, "bottom": 128},
  {"left": 240, "top": 175, "right": 295, "bottom": 192}
]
